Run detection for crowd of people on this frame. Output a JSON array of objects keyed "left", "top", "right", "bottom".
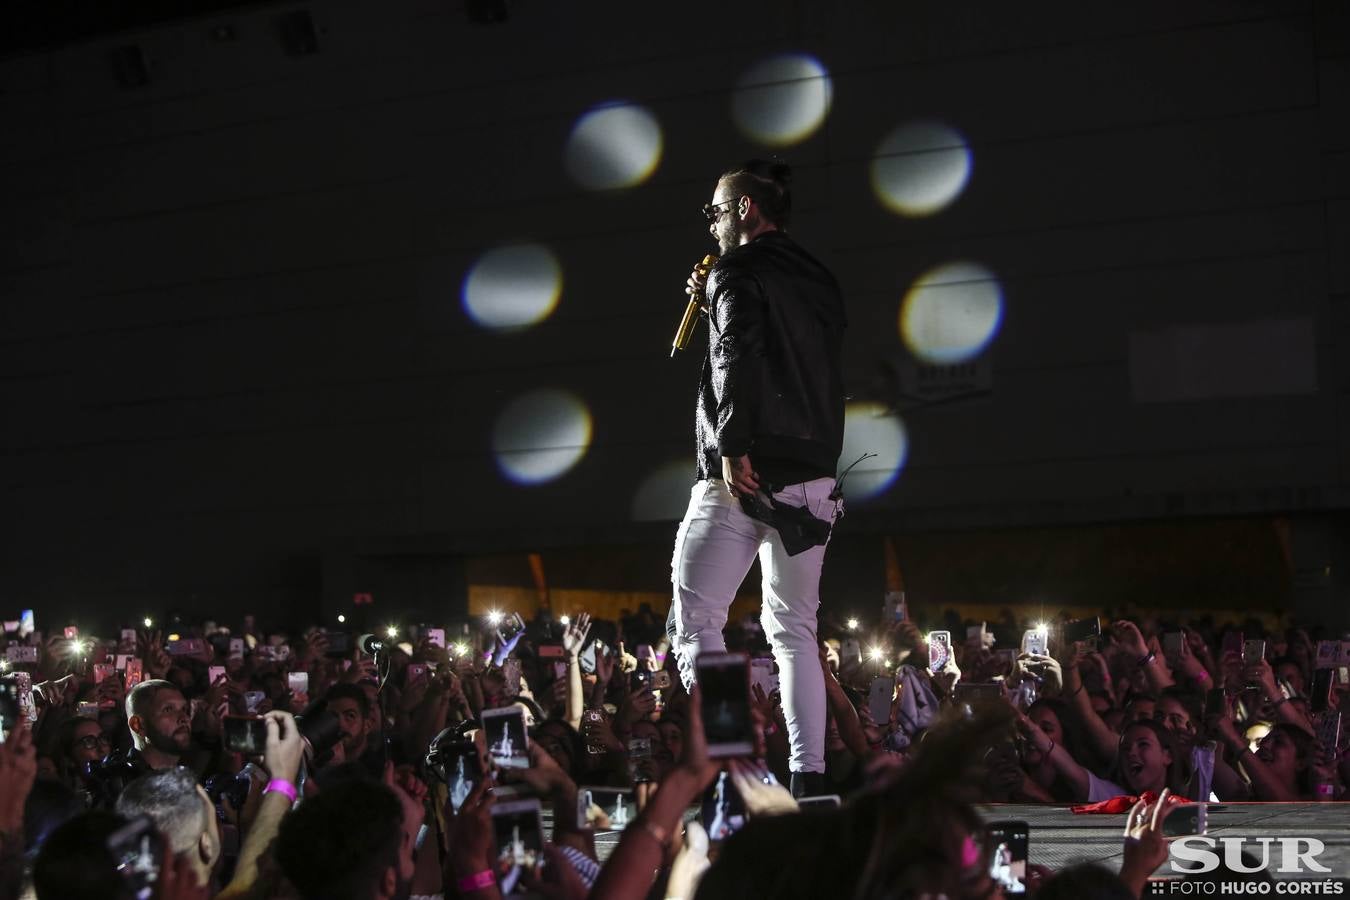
[{"left": 0, "top": 602, "right": 1345, "bottom": 899}]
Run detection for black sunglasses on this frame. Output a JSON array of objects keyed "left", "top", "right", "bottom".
[{"left": 702, "top": 198, "right": 739, "bottom": 223}]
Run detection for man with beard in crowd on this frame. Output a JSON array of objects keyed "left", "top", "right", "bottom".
[
  {"left": 325, "top": 683, "right": 385, "bottom": 777},
  {"left": 125, "top": 679, "right": 194, "bottom": 775}
]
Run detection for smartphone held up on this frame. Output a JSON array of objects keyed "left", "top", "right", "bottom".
[
  {"left": 927, "top": 631, "right": 952, "bottom": 674},
  {"left": 223, "top": 716, "right": 268, "bottom": 755},
  {"left": 482, "top": 706, "right": 530, "bottom": 769},
  {"left": 428, "top": 735, "right": 484, "bottom": 813},
  {"left": 985, "top": 820, "right": 1028, "bottom": 895},
  {"left": 491, "top": 799, "right": 545, "bottom": 894},
  {"left": 1021, "top": 628, "right": 1048, "bottom": 658},
  {"left": 696, "top": 652, "right": 755, "bottom": 758}
]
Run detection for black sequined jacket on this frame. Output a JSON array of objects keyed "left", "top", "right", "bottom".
[{"left": 694, "top": 231, "right": 846, "bottom": 485}]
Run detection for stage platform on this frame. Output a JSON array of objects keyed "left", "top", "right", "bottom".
[{"left": 582, "top": 802, "right": 1350, "bottom": 882}]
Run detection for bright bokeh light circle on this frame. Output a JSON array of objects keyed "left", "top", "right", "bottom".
[
  {"left": 631, "top": 459, "right": 696, "bottom": 522},
  {"left": 492, "top": 389, "right": 593, "bottom": 484},
  {"left": 871, "top": 121, "right": 972, "bottom": 217},
  {"left": 900, "top": 261, "right": 1003, "bottom": 364},
  {"left": 732, "top": 54, "right": 833, "bottom": 146},
  {"left": 839, "top": 403, "right": 908, "bottom": 501},
  {"left": 565, "top": 101, "right": 663, "bottom": 190},
  {"left": 462, "top": 243, "right": 562, "bottom": 331}
]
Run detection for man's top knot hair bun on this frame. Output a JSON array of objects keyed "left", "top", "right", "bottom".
[{"left": 739, "top": 158, "right": 791, "bottom": 187}]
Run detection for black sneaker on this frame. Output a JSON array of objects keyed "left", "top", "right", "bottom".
[{"left": 789, "top": 770, "right": 826, "bottom": 799}]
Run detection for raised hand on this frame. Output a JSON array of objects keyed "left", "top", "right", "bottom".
[
  {"left": 562, "top": 612, "right": 592, "bottom": 659},
  {"left": 1085, "top": 651, "right": 1112, "bottom": 688},
  {"left": 498, "top": 741, "right": 574, "bottom": 797},
  {"left": 1172, "top": 631, "right": 1208, "bottom": 685},
  {"left": 1119, "top": 789, "right": 1172, "bottom": 895},
  {"left": 1113, "top": 620, "right": 1150, "bottom": 659},
  {"left": 298, "top": 630, "right": 329, "bottom": 667},
  {"left": 930, "top": 654, "right": 962, "bottom": 699},
  {"left": 1206, "top": 692, "right": 1243, "bottom": 746},
  {"left": 581, "top": 711, "right": 625, "bottom": 755},
  {"left": 593, "top": 646, "right": 616, "bottom": 686},
  {"left": 817, "top": 641, "right": 836, "bottom": 675},
  {"left": 417, "top": 637, "right": 451, "bottom": 667},
  {"left": 444, "top": 774, "right": 495, "bottom": 879},
  {"left": 616, "top": 642, "right": 638, "bottom": 675},
  {"left": 666, "top": 821, "right": 712, "bottom": 900},
  {"left": 0, "top": 723, "right": 37, "bottom": 835},
  {"left": 1243, "top": 657, "right": 1282, "bottom": 702},
  {"left": 726, "top": 759, "right": 796, "bottom": 815},
  {"left": 385, "top": 762, "right": 428, "bottom": 851},
  {"left": 342, "top": 648, "right": 378, "bottom": 685},
  {"left": 1022, "top": 654, "right": 1063, "bottom": 696},
  {"left": 1012, "top": 705, "right": 1050, "bottom": 751},
  {"left": 96, "top": 674, "right": 126, "bottom": 709},
  {"left": 195, "top": 674, "right": 230, "bottom": 736},
  {"left": 261, "top": 711, "right": 305, "bottom": 783},
  {"left": 618, "top": 685, "right": 657, "bottom": 727},
  {"left": 145, "top": 634, "right": 173, "bottom": 680},
  {"left": 204, "top": 672, "right": 230, "bottom": 709},
  {"left": 33, "top": 679, "right": 61, "bottom": 709},
  {"left": 675, "top": 684, "right": 720, "bottom": 790},
  {"left": 398, "top": 675, "right": 430, "bottom": 716},
  {"left": 1053, "top": 636, "right": 1084, "bottom": 674},
  {"left": 522, "top": 844, "right": 590, "bottom": 900},
  {"left": 439, "top": 670, "right": 467, "bottom": 711},
  {"left": 36, "top": 673, "right": 80, "bottom": 709}
]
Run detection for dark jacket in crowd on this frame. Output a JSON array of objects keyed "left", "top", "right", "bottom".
[{"left": 695, "top": 231, "right": 846, "bottom": 487}]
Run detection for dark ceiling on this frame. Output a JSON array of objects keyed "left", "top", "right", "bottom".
[{"left": 1, "top": 0, "right": 291, "bottom": 57}]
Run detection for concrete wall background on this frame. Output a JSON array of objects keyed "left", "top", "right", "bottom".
[{"left": 2, "top": 0, "right": 1347, "bottom": 625}]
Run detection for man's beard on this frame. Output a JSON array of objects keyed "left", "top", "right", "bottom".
[
  {"left": 147, "top": 726, "right": 190, "bottom": 755},
  {"left": 715, "top": 220, "right": 739, "bottom": 255}
]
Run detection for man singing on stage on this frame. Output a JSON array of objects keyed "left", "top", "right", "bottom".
[{"left": 670, "top": 159, "right": 847, "bottom": 797}]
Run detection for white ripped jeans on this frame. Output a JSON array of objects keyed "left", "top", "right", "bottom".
[{"left": 669, "top": 477, "right": 838, "bottom": 774}]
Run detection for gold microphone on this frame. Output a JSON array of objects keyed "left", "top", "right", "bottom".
[{"left": 671, "top": 254, "right": 718, "bottom": 358}]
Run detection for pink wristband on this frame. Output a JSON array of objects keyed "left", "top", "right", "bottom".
[
  {"left": 264, "top": 779, "right": 297, "bottom": 803},
  {"left": 457, "top": 870, "right": 496, "bottom": 892}
]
